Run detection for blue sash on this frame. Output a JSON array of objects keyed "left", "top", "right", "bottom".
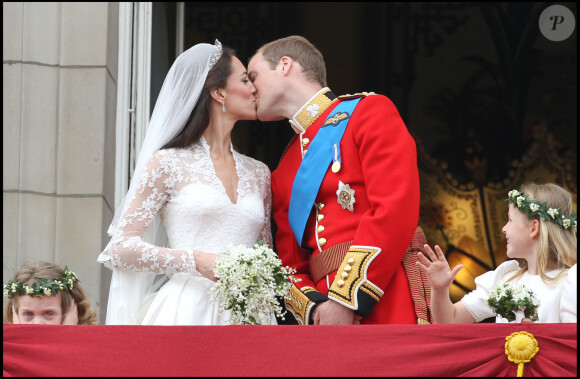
[{"left": 288, "top": 98, "right": 362, "bottom": 249}]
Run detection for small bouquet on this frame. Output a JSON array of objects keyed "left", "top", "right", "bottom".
[
  {"left": 487, "top": 282, "right": 540, "bottom": 322},
  {"left": 210, "top": 241, "right": 297, "bottom": 325}
]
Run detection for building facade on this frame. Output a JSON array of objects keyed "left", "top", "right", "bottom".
[{"left": 4, "top": 2, "right": 128, "bottom": 323}]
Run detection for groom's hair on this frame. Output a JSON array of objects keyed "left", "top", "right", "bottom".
[{"left": 257, "top": 35, "right": 327, "bottom": 87}]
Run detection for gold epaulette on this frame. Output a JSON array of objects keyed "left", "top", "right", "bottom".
[{"left": 338, "top": 92, "right": 376, "bottom": 100}]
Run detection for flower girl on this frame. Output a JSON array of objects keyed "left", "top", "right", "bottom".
[
  {"left": 417, "top": 182, "right": 576, "bottom": 323},
  {"left": 4, "top": 262, "right": 97, "bottom": 325}
]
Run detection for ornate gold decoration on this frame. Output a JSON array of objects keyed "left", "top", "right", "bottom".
[
  {"left": 505, "top": 331, "right": 539, "bottom": 377},
  {"left": 323, "top": 112, "right": 349, "bottom": 127},
  {"left": 359, "top": 282, "right": 381, "bottom": 302},
  {"left": 328, "top": 246, "right": 382, "bottom": 309},
  {"left": 284, "top": 284, "right": 314, "bottom": 325},
  {"left": 338, "top": 92, "right": 376, "bottom": 99},
  {"left": 291, "top": 89, "right": 338, "bottom": 134}
]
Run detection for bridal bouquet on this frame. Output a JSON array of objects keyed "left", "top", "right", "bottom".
[
  {"left": 487, "top": 282, "right": 540, "bottom": 322},
  {"left": 210, "top": 241, "right": 297, "bottom": 325}
]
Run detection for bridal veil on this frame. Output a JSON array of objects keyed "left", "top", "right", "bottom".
[{"left": 97, "top": 40, "right": 223, "bottom": 324}]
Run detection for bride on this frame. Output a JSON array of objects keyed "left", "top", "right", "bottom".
[{"left": 97, "top": 40, "right": 274, "bottom": 325}]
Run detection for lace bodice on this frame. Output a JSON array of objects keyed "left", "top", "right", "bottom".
[{"left": 99, "top": 136, "right": 272, "bottom": 276}]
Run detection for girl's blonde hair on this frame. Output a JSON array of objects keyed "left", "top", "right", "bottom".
[
  {"left": 508, "top": 183, "right": 577, "bottom": 284},
  {"left": 3, "top": 262, "right": 97, "bottom": 324}
]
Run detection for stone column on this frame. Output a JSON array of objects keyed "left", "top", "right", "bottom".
[{"left": 3, "top": 2, "right": 119, "bottom": 323}]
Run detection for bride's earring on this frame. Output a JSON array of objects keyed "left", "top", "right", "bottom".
[{"left": 221, "top": 101, "right": 226, "bottom": 113}]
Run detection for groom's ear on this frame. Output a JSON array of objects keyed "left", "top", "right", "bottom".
[{"left": 279, "top": 56, "right": 293, "bottom": 76}]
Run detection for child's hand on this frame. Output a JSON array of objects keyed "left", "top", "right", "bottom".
[
  {"left": 417, "top": 244, "right": 464, "bottom": 291},
  {"left": 12, "top": 305, "right": 20, "bottom": 324},
  {"left": 62, "top": 299, "right": 79, "bottom": 325}
]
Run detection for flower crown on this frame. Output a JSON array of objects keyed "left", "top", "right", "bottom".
[
  {"left": 3, "top": 266, "right": 79, "bottom": 299},
  {"left": 508, "top": 189, "right": 577, "bottom": 231}
]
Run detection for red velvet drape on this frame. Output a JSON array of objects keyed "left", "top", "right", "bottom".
[{"left": 3, "top": 323, "right": 576, "bottom": 377}]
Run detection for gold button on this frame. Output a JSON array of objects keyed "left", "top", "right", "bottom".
[
  {"left": 317, "top": 225, "right": 325, "bottom": 233},
  {"left": 347, "top": 258, "right": 354, "bottom": 264},
  {"left": 317, "top": 214, "right": 325, "bottom": 222},
  {"left": 337, "top": 280, "right": 345, "bottom": 287},
  {"left": 318, "top": 238, "right": 327, "bottom": 247},
  {"left": 344, "top": 265, "right": 352, "bottom": 272},
  {"left": 341, "top": 272, "right": 348, "bottom": 279},
  {"left": 318, "top": 203, "right": 325, "bottom": 210},
  {"left": 302, "top": 138, "right": 310, "bottom": 146}
]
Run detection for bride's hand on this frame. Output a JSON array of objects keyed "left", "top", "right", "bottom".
[{"left": 193, "top": 250, "right": 218, "bottom": 282}]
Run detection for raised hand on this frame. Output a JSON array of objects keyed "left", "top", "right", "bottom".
[{"left": 417, "top": 244, "right": 463, "bottom": 291}]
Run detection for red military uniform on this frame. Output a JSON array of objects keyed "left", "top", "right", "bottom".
[{"left": 272, "top": 88, "right": 420, "bottom": 324}]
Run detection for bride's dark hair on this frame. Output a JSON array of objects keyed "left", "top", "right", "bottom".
[{"left": 162, "top": 46, "right": 236, "bottom": 150}]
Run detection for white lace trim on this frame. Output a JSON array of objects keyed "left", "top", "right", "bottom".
[{"left": 102, "top": 138, "right": 272, "bottom": 275}]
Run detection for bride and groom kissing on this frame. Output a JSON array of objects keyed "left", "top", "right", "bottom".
[{"left": 97, "top": 35, "right": 420, "bottom": 326}]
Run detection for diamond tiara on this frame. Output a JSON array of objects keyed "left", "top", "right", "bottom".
[{"left": 209, "top": 39, "right": 223, "bottom": 69}]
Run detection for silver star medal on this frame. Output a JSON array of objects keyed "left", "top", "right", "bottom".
[{"left": 336, "top": 180, "right": 355, "bottom": 212}]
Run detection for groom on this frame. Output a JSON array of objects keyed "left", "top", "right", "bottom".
[{"left": 248, "top": 36, "right": 420, "bottom": 325}]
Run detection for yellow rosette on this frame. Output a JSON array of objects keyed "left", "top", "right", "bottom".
[{"left": 505, "top": 331, "right": 539, "bottom": 377}]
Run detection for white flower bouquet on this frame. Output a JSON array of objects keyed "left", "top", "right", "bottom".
[
  {"left": 210, "top": 241, "right": 297, "bottom": 325},
  {"left": 487, "top": 282, "right": 540, "bottom": 322}
]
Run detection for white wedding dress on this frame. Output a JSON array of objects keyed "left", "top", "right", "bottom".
[{"left": 98, "top": 136, "right": 275, "bottom": 325}]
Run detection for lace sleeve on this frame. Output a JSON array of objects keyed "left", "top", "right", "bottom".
[
  {"left": 258, "top": 164, "right": 273, "bottom": 246},
  {"left": 107, "top": 150, "right": 196, "bottom": 275}
]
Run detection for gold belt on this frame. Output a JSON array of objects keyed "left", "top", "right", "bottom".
[{"left": 309, "top": 240, "right": 353, "bottom": 283}]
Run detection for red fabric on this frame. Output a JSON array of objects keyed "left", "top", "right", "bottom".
[
  {"left": 272, "top": 94, "right": 420, "bottom": 323},
  {"left": 3, "top": 323, "right": 576, "bottom": 377}
]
